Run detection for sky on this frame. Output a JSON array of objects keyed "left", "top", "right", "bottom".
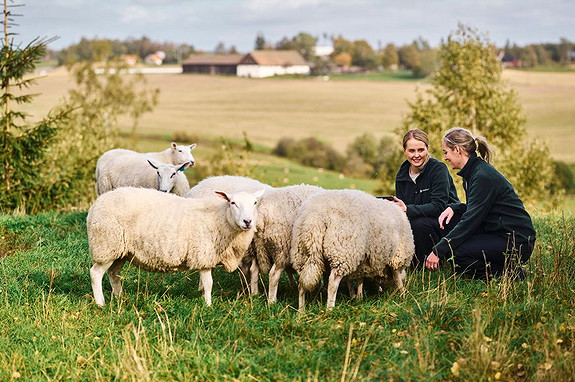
[{"left": 11, "top": 0, "right": 575, "bottom": 52}]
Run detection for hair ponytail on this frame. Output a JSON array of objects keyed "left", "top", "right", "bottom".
[{"left": 443, "top": 127, "right": 494, "bottom": 163}]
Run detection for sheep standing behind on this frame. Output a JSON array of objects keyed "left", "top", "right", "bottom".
[
  {"left": 291, "top": 189, "right": 414, "bottom": 312},
  {"left": 87, "top": 187, "right": 265, "bottom": 306},
  {"left": 96, "top": 154, "right": 191, "bottom": 196},
  {"left": 187, "top": 175, "right": 273, "bottom": 293},
  {"left": 254, "top": 184, "right": 323, "bottom": 303},
  {"left": 95, "top": 142, "right": 196, "bottom": 196}
]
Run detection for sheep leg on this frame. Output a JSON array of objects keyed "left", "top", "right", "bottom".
[
  {"left": 249, "top": 258, "right": 259, "bottom": 295},
  {"left": 326, "top": 270, "right": 343, "bottom": 310},
  {"left": 90, "top": 261, "right": 114, "bottom": 306},
  {"left": 199, "top": 269, "right": 213, "bottom": 306},
  {"left": 356, "top": 278, "right": 364, "bottom": 300},
  {"left": 268, "top": 263, "right": 284, "bottom": 304},
  {"left": 346, "top": 279, "right": 357, "bottom": 299},
  {"left": 298, "top": 284, "right": 306, "bottom": 313},
  {"left": 286, "top": 268, "right": 297, "bottom": 288},
  {"left": 107, "top": 258, "right": 126, "bottom": 297},
  {"left": 393, "top": 268, "right": 406, "bottom": 294}
]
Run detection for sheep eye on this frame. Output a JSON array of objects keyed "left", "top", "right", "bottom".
[
  {"left": 231, "top": 202, "right": 236, "bottom": 206},
  {"left": 171, "top": 173, "right": 176, "bottom": 178}
]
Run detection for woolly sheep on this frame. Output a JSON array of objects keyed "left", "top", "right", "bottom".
[
  {"left": 187, "top": 177, "right": 323, "bottom": 302},
  {"left": 95, "top": 149, "right": 194, "bottom": 196},
  {"left": 187, "top": 175, "right": 273, "bottom": 294},
  {"left": 87, "top": 186, "right": 265, "bottom": 307},
  {"left": 291, "top": 189, "right": 415, "bottom": 312},
  {"left": 255, "top": 184, "right": 323, "bottom": 304}
]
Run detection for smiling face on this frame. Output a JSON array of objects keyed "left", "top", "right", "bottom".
[{"left": 404, "top": 138, "right": 429, "bottom": 172}]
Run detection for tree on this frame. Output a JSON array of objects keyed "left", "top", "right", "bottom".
[
  {"left": 332, "top": 52, "right": 352, "bottom": 67},
  {"left": 331, "top": 36, "right": 354, "bottom": 58},
  {"left": 0, "top": 0, "right": 70, "bottom": 213},
  {"left": 397, "top": 24, "right": 559, "bottom": 207},
  {"left": 381, "top": 43, "right": 399, "bottom": 70},
  {"left": 397, "top": 44, "right": 420, "bottom": 70},
  {"left": 255, "top": 32, "right": 267, "bottom": 50},
  {"left": 277, "top": 32, "right": 317, "bottom": 61},
  {"left": 352, "top": 40, "right": 379, "bottom": 69}
]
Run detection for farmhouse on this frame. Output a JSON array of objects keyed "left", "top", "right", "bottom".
[
  {"left": 237, "top": 50, "right": 310, "bottom": 78},
  {"left": 182, "top": 53, "right": 245, "bottom": 75}
]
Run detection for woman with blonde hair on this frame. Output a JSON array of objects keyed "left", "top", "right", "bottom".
[
  {"left": 425, "top": 127, "right": 536, "bottom": 279},
  {"left": 393, "top": 129, "right": 460, "bottom": 267}
]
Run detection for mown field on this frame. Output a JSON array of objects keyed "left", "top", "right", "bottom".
[{"left": 25, "top": 67, "right": 575, "bottom": 164}]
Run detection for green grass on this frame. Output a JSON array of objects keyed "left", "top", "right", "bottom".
[{"left": 0, "top": 212, "right": 573, "bottom": 380}]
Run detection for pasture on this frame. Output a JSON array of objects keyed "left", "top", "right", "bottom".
[
  {"left": 3, "top": 68, "right": 573, "bottom": 380},
  {"left": 25, "top": 67, "right": 575, "bottom": 163},
  {"left": 0, "top": 212, "right": 573, "bottom": 380}
]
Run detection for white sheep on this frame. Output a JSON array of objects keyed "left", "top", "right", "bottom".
[
  {"left": 290, "top": 189, "right": 415, "bottom": 312},
  {"left": 187, "top": 177, "right": 323, "bottom": 302},
  {"left": 254, "top": 184, "right": 323, "bottom": 304},
  {"left": 95, "top": 147, "right": 194, "bottom": 196},
  {"left": 187, "top": 175, "right": 273, "bottom": 294},
  {"left": 87, "top": 186, "right": 265, "bottom": 307}
]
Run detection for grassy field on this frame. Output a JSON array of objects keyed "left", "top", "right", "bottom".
[
  {"left": 0, "top": 211, "right": 573, "bottom": 380},
  {"left": 24, "top": 67, "right": 575, "bottom": 164}
]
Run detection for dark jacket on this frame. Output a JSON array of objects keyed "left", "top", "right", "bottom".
[
  {"left": 395, "top": 157, "right": 459, "bottom": 219},
  {"left": 432, "top": 154, "right": 536, "bottom": 258}
]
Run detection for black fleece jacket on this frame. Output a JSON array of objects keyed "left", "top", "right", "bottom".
[
  {"left": 432, "top": 154, "right": 536, "bottom": 258},
  {"left": 395, "top": 157, "right": 460, "bottom": 219}
]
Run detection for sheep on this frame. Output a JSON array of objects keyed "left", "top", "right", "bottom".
[
  {"left": 186, "top": 175, "right": 273, "bottom": 294},
  {"left": 254, "top": 184, "right": 323, "bottom": 304},
  {"left": 290, "top": 189, "right": 415, "bottom": 312},
  {"left": 186, "top": 176, "right": 323, "bottom": 302},
  {"left": 87, "top": 186, "right": 265, "bottom": 307},
  {"left": 145, "top": 142, "right": 197, "bottom": 166},
  {"left": 95, "top": 151, "right": 193, "bottom": 196}
]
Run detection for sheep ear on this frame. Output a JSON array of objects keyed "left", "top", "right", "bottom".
[
  {"left": 215, "top": 191, "right": 230, "bottom": 202},
  {"left": 190, "top": 143, "right": 197, "bottom": 150},
  {"left": 171, "top": 142, "right": 177, "bottom": 149},
  {"left": 147, "top": 159, "right": 159, "bottom": 169},
  {"left": 254, "top": 188, "right": 265, "bottom": 199}
]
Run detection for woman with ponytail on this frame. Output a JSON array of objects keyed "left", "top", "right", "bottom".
[{"left": 425, "top": 127, "right": 536, "bottom": 279}]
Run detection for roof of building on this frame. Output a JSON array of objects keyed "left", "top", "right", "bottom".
[
  {"left": 182, "top": 53, "right": 245, "bottom": 65},
  {"left": 240, "top": 50, "right": 308, "bottom": 66}
]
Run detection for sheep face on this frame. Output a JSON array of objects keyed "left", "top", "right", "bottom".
[
  {"left": 148, "top": 159, "right": 189, "bottom": 193},
  {"left": 215, "top": 189, "right": 265, "bottom": 231},
  {"left": 171, "top": 142, "right": 197, "bottom": 167}
]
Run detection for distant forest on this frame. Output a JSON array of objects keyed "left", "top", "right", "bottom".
[{"left": 51, "top": 32, "right": 575, "bottom": 78}]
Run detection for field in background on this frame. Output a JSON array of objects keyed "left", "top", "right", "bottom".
[{"left": 23, "top": 68, "right": 575, "bottom": 164}]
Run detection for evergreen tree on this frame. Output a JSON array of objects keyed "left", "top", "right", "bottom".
[{"left": 0, "top": 0, "right": 70, "bottom": 213}]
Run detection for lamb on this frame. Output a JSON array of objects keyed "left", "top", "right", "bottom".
[
  {"left": 290, "top": 189, "right": 415, "bottom": 312},
  {"left": 87, "top": 186, "right": 265, "bottom": 307},
  {"left": 95, "top": 143, "right": 196, "bottom": 195}
]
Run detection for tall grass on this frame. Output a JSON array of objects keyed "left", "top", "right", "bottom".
[{"left": 0, "top": 212, "right": 573, "bottom": 380}]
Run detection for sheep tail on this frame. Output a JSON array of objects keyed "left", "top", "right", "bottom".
[{"left": 296, "top": 233, "right": 325, "bottom": 292}]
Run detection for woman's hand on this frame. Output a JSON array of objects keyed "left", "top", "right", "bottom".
[
  {"left": 394, "top": 197, "right": 407, "bottom": 213},
  {"left": 425, "top": 252, "right": 440, "bottom": 270},
  {"left": 438, "top": 207, "right": 454, "bottom": 229}
]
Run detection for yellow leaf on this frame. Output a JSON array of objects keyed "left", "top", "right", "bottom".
[{"left": 451, "top": 361, "right": 460, "bottom": 377}]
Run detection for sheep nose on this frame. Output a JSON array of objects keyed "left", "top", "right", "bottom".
[
  {"left": 190, "top": 161, "right": 195, "bottom": 167},
  {"left": 243, "top": 219, "right": 252, "bottom": 228},
  {"left": 160, "top": 189, "right": 168, "bottom": 193}
]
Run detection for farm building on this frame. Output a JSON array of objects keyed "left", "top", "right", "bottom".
[
  {"left": 182, "top": 54, "right": 245, "bottom": 75},
  {"left": 237, "top": 50, "right": 310, "bottom": 78}
]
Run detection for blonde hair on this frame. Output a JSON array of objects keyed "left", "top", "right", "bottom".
[
  {"left": 402, "top": 129, "right": 429, "bottom": 149},
  {"left": 443, "top": 127, "right": 494, "bottom": 163}
]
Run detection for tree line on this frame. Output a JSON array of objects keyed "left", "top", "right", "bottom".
[{"left": 53, "top": 33, "right": 574, "bottom": 78}]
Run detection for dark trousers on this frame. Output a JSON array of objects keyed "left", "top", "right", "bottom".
[
  {"left": 447, "top": 233, "right": 535, "bottom": 279},
  {"left": 409, "top": 214, "right": 461, "bottom": 268}
]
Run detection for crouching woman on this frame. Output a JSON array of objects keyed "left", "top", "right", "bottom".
[
  {"left": 425, "top": 127, "right": 536, "bottom": 279},
  {"left": 394, "top": 129, "right": 460, "bottom": 267}
]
